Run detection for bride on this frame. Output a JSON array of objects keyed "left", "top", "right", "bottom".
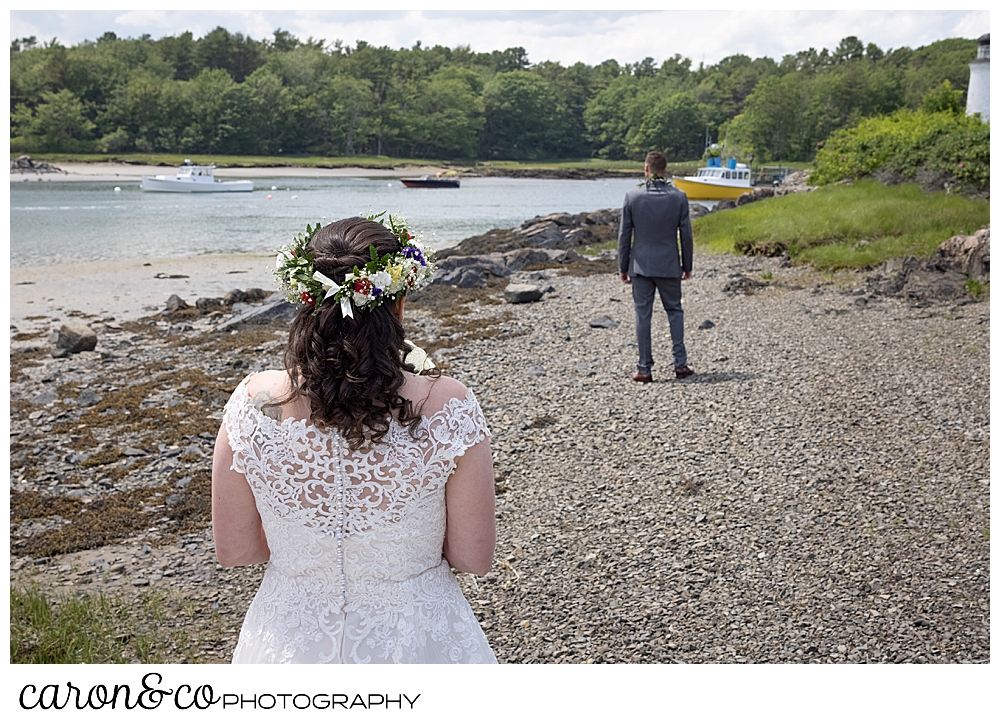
[{"left": 211, "top": 215, "right": 497, "bottom": 664}]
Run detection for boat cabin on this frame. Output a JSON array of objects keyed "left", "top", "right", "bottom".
[
  {"left": 695, "top": 166, "right": 751, "bottom": 182},
  {"left": 176, "top": 163, "right": 216, "bottom": 180}
]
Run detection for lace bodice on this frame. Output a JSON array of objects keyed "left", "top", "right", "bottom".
[{"left": 222, "top": 374, "right": 496, "bottom": 664}]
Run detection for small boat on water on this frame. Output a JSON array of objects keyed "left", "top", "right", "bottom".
[
  {"left": 673, "top": 159, "right": 752, "bottom": 200},
  {"left": 400, "top": 173, "right": 460, "bottom": 188},
  {"left": 141, "top": 160, "right": 253, "bottom": 193}
]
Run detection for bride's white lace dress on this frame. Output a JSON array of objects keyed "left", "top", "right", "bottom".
[{"left": 222, "top": 376, "right": 497, "bottom": 664}]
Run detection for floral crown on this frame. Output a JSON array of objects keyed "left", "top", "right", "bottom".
[{"left": 272, "top": 212, "right": 435, "bottom": 319}]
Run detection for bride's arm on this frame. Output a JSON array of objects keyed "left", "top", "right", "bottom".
[
  {"left": 211, "top": 423, "right": 270, "bottom": 567},
  {"left": 442, "top": 436, "right": 496, "bottom": 576}
]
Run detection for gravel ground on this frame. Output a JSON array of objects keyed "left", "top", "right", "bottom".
[{"left": 10, "top": 251, "right": 990, "bottom": 663}]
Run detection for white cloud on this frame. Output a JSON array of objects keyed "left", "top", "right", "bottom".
[
  {"left": 112, "top": 11, "right": 172, "bottom": 29},
  {"left": 9, "top": 9, "right": 991, "bottom": 66}
]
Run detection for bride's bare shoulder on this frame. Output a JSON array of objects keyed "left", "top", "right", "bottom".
[
  {"left": 243, "top": 370, "right": 292, "bottom": 397},
  {"left": 241, "top": 370, "right": 302, "bottom": 421},
  {"left": 403, "top": 373, "right": 470, "bottom": 416}
]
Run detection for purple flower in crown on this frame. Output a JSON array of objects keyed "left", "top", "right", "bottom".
[
  {"left": 372, "top": 287, "right": 382, "bottom": 296},
  {"left": 403, "top": 246, "right": 426, "bottom": 266}
]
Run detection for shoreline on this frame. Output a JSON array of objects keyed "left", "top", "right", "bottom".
[
  {"left": 10, "top": 162, "right": 455, "bottom": 184},
  {"left": 10, "top": 253, "right": 275, "bottom": 325}
]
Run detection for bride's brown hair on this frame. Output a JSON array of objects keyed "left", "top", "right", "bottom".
[{"left": 282, "top": 217, "right": 424, "bottom": 449}]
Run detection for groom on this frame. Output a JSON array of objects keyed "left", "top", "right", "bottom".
[{"left": 618, "top": 150, "right": 694, "bottom": 383}]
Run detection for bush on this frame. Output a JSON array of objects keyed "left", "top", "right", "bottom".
[
  {"left": 97, "top": 127, "right": 133, "bottom": 153},
  {"left": 811, "top": 109, "right": 989, "bottom": 194}
]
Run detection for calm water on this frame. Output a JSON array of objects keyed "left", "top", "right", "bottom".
[{"left": 10, "top": 176, "right": 644, "bottom": 267}]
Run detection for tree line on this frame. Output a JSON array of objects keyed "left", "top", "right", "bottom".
[{"left": 9, "top": 28, "right": 981, "bottom": 162}]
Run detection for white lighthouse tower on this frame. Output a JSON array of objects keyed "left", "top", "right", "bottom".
[{"left": 966, "top": 34, "right": 989, "bottom": 122}]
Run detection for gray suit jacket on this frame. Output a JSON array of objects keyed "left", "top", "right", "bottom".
[{"left": 618, "top": 180, "right": 693, "bottom": 278}]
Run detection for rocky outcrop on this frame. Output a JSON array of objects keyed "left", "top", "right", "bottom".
[
  {"left": 218, "top": 294, "right": 298, "bottom": 330},
  {"left": 514, "top": 210, "right": 619, "bottom": 250},
  {"left": 866, "top": 226, "right": 990, "bottom": 304},
  {"left": 222, "top": 288, "right": 270, "bottom": 306},
  {"left": 433, "top": 248, "right": 581, "bottom": 288},
  {"left": 689, "top": 202, "right": 711, "bottom": 219},
  {"left": 714, "top": 186, "right": 778, "bottom": 213},
  {"left": 774, "top": 170, "right": 817, "bottom": 196},
  {"left": 10, "top": 154, "right": 64, "bottom": 174},
  {"left": 933, "top": 226, "right": 989, "bottom": 282},
  {"left": 439, "top": 209, "right": 620, "bottom": 259},
  {"left": 867, "top": 258, "right": 969, "bottom": 305},
  {"left": 163, "top": 288, "right": 269, "bottom": 316},
  {"left": 429, "top": 209, "right": 618, "bottom": 289}
]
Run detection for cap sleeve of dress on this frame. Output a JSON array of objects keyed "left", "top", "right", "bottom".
[
  {"left": 221, "top": 375, "right": 255, "bottom": 475},
  {"left": 427, "top": 388, "right": 491, "bottom": 464}
]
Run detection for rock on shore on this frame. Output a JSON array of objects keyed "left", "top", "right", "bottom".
[
  {"left": 438, "top": 209, "right": 621, "bottom": 260},
  {"left": 11, "top": 154, "right": 65, "bottom": 174}
]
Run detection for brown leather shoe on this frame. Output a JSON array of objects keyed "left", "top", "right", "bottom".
[
  {"left": 674, "top": 365, "right": 694, "bottom": 379},
  {"left": 632, "top": 372, "right": 653, "bottom": 383}
]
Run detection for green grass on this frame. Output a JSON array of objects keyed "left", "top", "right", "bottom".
[
  {"left": 965, "top": 279, "right": 988, "bottom": 299},
  {"left": 10, "top": 583, "right": 232, "bottom": 664},
  {"left": 11, "top": 583, "right": 161, "bottom": 663},
  {"left": 693, "top": 180, "right": 990, "bottom": 269}
]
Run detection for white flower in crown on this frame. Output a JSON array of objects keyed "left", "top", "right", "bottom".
[{"left": 371, "top": 270, "right": 392, "bottom": 294}]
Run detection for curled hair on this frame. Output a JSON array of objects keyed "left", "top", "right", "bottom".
[{"left": 282, "top": 217, "right": 425, "bottom": 449}]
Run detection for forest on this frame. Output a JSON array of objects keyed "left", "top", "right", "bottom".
[{"left": 9, "top": 27, "right": 981, "bottom": 162}]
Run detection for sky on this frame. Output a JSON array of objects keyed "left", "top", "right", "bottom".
[{"left": 8, "top": 8, "right": 991, "bottom": 68}]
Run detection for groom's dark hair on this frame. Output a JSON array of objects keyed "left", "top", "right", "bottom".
[{"left": 645, "top": 151, "right": 667, "bottom": 175}]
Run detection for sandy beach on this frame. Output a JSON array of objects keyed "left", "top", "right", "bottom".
[
  {"left": 11, "top": 162, "right": 452, "bottom": 184},
  {"left": 11, "top": 253, "right": 276, "bottom": 326}
]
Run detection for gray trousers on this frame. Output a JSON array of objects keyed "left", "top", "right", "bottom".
[{"left": 631, "top": 275, "right": 686, "bottom": 373}]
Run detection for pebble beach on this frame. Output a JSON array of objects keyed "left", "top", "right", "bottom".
[{"left": 9, "top": 244, "right": 990, "bottom": 664}]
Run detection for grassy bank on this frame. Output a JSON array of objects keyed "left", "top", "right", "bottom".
[
  {"left": 15, "top": 151, "right": 647, "bottom": 173},
  {"left": 10, "top": 583, "right": 232, "bottom": 664},
  {"left": 12, "top": 584, "right": 161, "bottom": 663},
  {"left": 693, "top": 180, "right": 990, "bottom": 269}
]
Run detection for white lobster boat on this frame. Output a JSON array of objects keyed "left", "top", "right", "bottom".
[{"left": 140, "top": 161, "right": 253, "bottom": 193}]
